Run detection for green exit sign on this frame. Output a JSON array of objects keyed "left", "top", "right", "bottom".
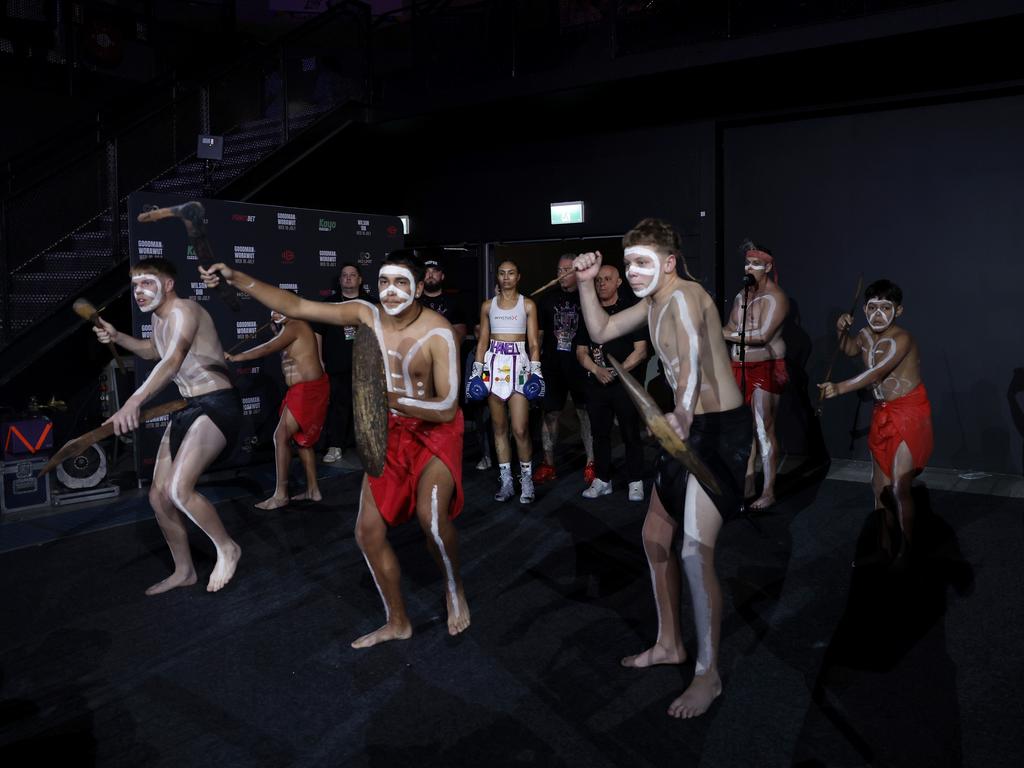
[{"left": 550, "top": 201, "right": 585, "bottom": 225}]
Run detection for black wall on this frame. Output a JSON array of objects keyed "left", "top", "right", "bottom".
[
  {"left": 723, "top": 94, "right": 1024, "bottom": 474},
  {"left": 255, "top": 78, "right": 1023, "bottom": 476}
]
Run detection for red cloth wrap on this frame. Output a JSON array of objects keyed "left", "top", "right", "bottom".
[
  {"left": 280, "top": 373, "right": 330, "bottom": 448},
  {"left": 731, "top": 359, "right": 789, "bottom": 403},
  {"left": 868, "top": 383, "right": 933, "bottom": 474},
  {"left": 368, "top": 410, "right": 465, "bottom": 527}
]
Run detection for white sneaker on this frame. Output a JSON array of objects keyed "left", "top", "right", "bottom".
[
  {"left": 519, "top": 474, "right": 535, "bottom": 504},
  {"left": 582, "top": 478, "right": 612, "bottom": 499},
  {"left": 323, "top": 447, "right": 342, "bottom": 463},
  {"left": 476, "top": 455, "right": 493, "bottom": 470},
  {"left": 628, "top": 481, "right": 644, "bottom": 502},
  {"left": 495, "top": 477, "right": 515, "bottom": 502}
]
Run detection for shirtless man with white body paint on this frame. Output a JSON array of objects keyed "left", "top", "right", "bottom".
[
  {"left": 226, "top": 310, "right": 329, "bottom": 509},
  {"left": 94, "top": 257, "right": 242, "bottom": 595},
  {"left": 574, "top": 218, "right": 751, "bottom": 720},
  {"left": 722, "top": 242, "right": 789, "bottom": 510},
  {"left": 819, "top": 279, "right": 932, "bottom": 566},
  {"left": 200, "top": 252, "right": 471, "bottom": 646}
]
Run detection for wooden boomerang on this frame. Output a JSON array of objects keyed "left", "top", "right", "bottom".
[
  {"left": 137, "top": 202, "right": 240, "bottom": 311},
  {"left": 607, "top": 355, "right": 721, "bottom": 496},
  {"left": 529, "top": 277, "right": 561, "bottom": 297},
  {"left": 74, "top": 298, "right": 127, "bottom": 374},
  {"left": 36, "top": 399, "right": 188, "bottom": 478},
  {"left": 817, "top": 275, "right": 864, "bottom": 412}
]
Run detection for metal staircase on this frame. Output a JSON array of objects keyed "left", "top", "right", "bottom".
[{"left": 0, "top": 2, "right": 371, "bottom": 386}]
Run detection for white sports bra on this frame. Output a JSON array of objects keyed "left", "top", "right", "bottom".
[{"left": 488, "top": 293, "right": 527, "bottom": 335}]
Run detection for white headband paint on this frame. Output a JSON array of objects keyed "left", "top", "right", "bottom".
[
  {"left": 132, "top": 273, "right": 164, "bottom": 313},
  {"left": 379, "top": 265, "right": 416, "bottom": 316},
  {"left": 624, "top": 245, "right": 662, "bottom": 298}
]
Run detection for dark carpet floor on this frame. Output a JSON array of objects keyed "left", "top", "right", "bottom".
[{"left": 0, "top": 447, "right": 1021, "bottom": 767}]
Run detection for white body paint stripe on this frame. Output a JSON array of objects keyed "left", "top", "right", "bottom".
[
  {"left": 429, "top": 484, "right": 460, "bottom": 619},
  {"left": 143, "top": 306, "right": 185, "bottom": 398},
  {"left": 358, "top": 485, "right": 391, "bottom": 621},
  {"left": 396, "top": 328, "right": 458, "bottom": 411}
]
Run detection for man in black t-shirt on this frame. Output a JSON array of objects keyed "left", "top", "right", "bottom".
[
  {"left": 421, "top": 257, "right": 468, "bottom": 348},
  {"left": 575, "top": 264, "right": 648, "bottom": 501},
  {"left": 316, "top": 262, "right": 367, "bottom": 464}
]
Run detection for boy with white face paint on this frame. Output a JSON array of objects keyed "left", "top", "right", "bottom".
[
  {"left": 574, "top": 217, "right": 751, "bottom": 720},
  {"left": 93, "top": 257, "right": 242, "bottom": 596},
  {"left": 226, "top": 309, "right": 329, "bottom": 509},
  {"left": 819, "top": 279, "right": 932, "bottom": 567},
  {"left": 200, "top": 251, "right": 470, "bottom": 647},
  {"left": 722, "top": 241, "right": 790, "bottom": 510}
]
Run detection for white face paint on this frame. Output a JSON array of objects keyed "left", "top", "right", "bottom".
[
  {"left": 624, "top": 246, "right": 663, "bottom": 298},
  {"left": 132, "top": 273, "right": 165, "bottom": 313},
  {"left": 378, "top": 265, "right": 416, "bottom": 316},
  {"left": 865, "top": 299, "right": 897, "bottom": 332}
]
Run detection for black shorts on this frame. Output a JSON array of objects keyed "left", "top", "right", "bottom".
[
  {"left": 654, "top": 405, "right": 752, "bottom": 523},
  {"left": 542, "top": 351, "right": 587, "bottom": 411},
  {"left": 169, "top": 388, "right": 244, "bottom": 462}
]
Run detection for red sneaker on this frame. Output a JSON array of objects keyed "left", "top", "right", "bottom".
[
  {"left": 533, "top": 463, "right": 557, "bottom": 485},
  {"left": 583, "top": 461, "right": 596, "bottom": 485}
]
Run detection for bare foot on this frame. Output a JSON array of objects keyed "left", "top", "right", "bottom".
[
  {"left": 621, "top": 644, "right": 687, "bottom": 668},
  {"left": 446, "top": 588, "right": 471, "bottom": 636},
  {"left": 667, "top": 672, "right": 722, "bottom": 719},
  {"left": 255, "top": 495, "right": 289, "bottom": 510},
  {"left": 290, "top": 489, "right": 322, "bottom": 502},
  {"left": 750, "top": 492, "right": 775, "bottom": 511},
  {"left": 351, "top": 621, "right": 413, "bottom": 649},
  {"left": 145, "top": 568, "right": 197, "bottom": 596},
  {"left": 744, "top": 474, "right": 756, "bottom": 499},
  {"left": 207, "top": 541, "right": 241, "bottom": 592}
]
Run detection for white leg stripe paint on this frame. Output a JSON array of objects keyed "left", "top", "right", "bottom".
[{"left": 429, "top": 484, "right": 460, "bottom": 619}]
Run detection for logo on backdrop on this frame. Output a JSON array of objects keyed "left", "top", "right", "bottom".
[
  {"left": 186, "top": 244, "right": 197, "bottom": 261},
  {"left": 231, "top": 213, "right": 256, "bottom": 223},
  {"left": 319, "top": 249, "right": 337, "bottom": 268},
  {"left": 145, "top": 413, "right": 170, "bottom": 430},
  {"left": 358, "top": 251, "right": 373, "bottom": 267},
  {"left": 281, "top": 249, "right": 296, "bottom": 264},
  {"left": 386, "top": 225, "right": 399, "bottom": 237},
  {"left": 278, "top": 283, "right": 299, "bottom": 291},
  {"left": 189, "top": 281, "right": 210, "bottom": 301},
  {"left": 140, "top": 323, "right": 153, "bottom": 339},
  {"left": 277, "top": 212, "right": 297, "bottom": 231},
  {"left": 138, "top": 239, "right": 163, "bottom": 257},
  {"left": 242, "top": 395, "right": 261, "bottom": 416},
  {"left": 318, "top": 218, "right": 337, "bottom": 232},
  {"left": 234, "top": 245, "right": 255, "bottom": 264},
  {"left": 235, "top": 320, "right": 258, "bottom": 340},
  {"left": 356, "top": 219, "right": 371, "bottom": 237}
]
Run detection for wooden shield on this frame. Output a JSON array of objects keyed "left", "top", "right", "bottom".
[
  {"left": 607, "top": 356, "right": 721, "bottom": 496},
  {"left": 352, "top": 324, "right": 389, "bottom": 476}
]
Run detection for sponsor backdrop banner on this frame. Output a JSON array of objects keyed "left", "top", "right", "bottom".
[{"left": 127, "top": 192, "right": 404, "bottom": 478}]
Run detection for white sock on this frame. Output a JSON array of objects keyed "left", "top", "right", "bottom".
[{"left": 499, "top": 463, "right": 512, "bottom": 481}]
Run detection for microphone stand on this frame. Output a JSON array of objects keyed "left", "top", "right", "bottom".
[{"left": 738, "top": 274, "right": 755, "bottom": 396}]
